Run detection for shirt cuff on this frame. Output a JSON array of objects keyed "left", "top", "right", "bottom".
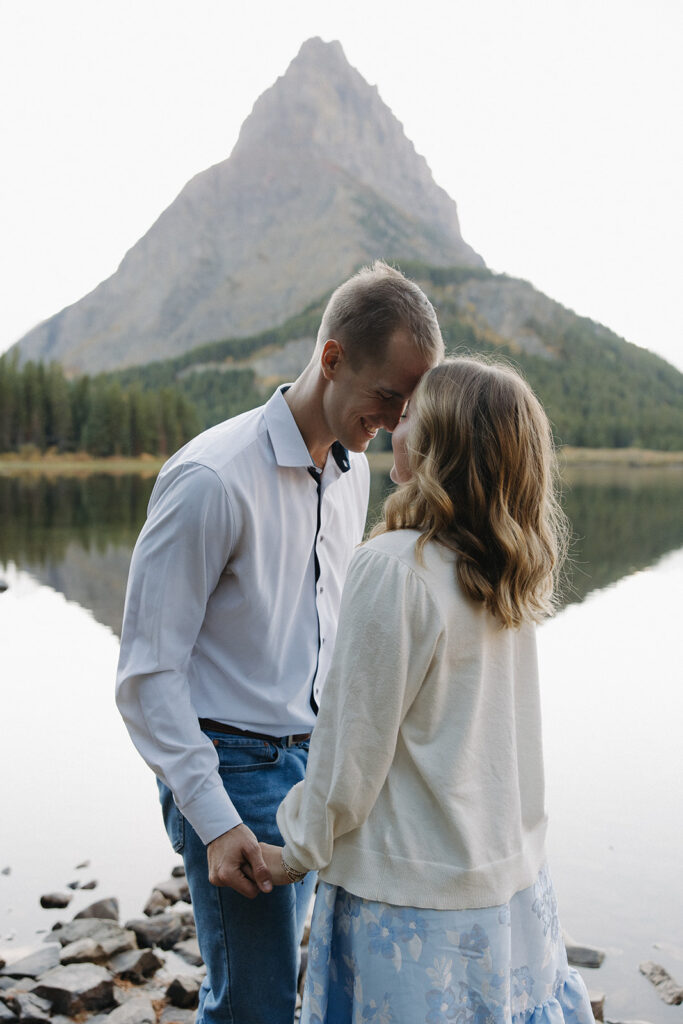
[
  {"left": 281, "top": 845, "right": 310, "bottom": 875},
  {"left": 179, "top": 783, "right": 242, "bottom": 845}
]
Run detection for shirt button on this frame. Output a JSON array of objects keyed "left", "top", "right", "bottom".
[
  {"left": 319, "top": 587, "right": 324, "bottom": 594},
  {"left": 319, "top": 535, "right": 324, "bottom": 542}
]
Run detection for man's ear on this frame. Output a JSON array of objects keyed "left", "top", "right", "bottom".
[{"left": 320, "top": 339, "right": 345, "bottom": 381}]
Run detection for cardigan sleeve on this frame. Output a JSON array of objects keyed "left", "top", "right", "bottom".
[{"left": 277, "top": 541, "right": 443, "bottom": 873}]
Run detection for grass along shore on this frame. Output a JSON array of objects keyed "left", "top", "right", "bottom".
[
  {"left": 0, "top": 452, "right": 165, "bottom": 476},
  {"left": 367, "top": 447, "right": 683, "bottom": 474},
  {"left": 0, "top": 446, "right": 682, "bottom": 477}
]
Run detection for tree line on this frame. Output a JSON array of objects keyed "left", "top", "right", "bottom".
[
  {"left": 2, "top": 258, "right": 682, "bottom": 457},
  {"left": 0, "top": 354, "right": 199, "bottom": 457}
]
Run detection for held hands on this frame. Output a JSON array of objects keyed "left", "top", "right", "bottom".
[
  {"left": 259, "top": 842, "right": 295, "bottom": 886},
  {"left": 207, "top": 823, "right": 273, "bottom": 898},
  {"left": 206, "top": 826, "right": 301, "bottom": 896}
]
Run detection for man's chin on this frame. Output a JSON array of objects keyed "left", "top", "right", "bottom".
[{"left": 334, "top": 431, "right": 369, "bottom": 454}]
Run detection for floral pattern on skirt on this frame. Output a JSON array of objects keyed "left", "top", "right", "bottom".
[{"left": 301, "top": 865, "right": 594, "bottom": 1024}]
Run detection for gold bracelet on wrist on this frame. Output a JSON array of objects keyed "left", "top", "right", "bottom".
[{"left": 281, "top": 854, "right": 307, "bottom": 883}]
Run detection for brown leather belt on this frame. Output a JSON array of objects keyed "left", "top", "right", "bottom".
[{"left": 198, "top": 718, "right": 311, "bottom": 747}]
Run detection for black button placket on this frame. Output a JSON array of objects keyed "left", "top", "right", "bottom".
[
  {"left": 307, "top": 465, "right": 323, "bottom": 714},
  {"left": 306, "top": 444, "right": 350, "bottom": 715}
]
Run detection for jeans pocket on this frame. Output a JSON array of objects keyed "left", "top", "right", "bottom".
[
  {"left": 212, "top": 736, "right": 282, "bottom": 774},
  {"left": 158, "top": 779, "right": 185, "bottom": 853}
]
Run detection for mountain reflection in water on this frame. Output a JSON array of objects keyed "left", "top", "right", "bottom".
[{"left": 1, "top": 466, "right": 683, "bottom": 636}]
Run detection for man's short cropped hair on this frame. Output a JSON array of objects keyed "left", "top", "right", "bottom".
[{"left": 317, "top": 261, "right": 444, "bottom": 368}]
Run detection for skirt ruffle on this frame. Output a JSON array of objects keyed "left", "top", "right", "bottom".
[{"left": 519, "top": 970, "right": 595, "bottom": 1024}]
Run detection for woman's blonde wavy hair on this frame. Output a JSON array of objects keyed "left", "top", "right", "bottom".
[{"left": 371, "top": 357, "right": 569, "bottom": 628}]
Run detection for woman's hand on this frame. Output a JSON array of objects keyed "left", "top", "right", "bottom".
[{"left": 259, "top": 842, "right": 292, "bottom": 885}]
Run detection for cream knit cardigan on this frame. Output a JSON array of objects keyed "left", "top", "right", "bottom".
[{"left": 277, "top": 528, "right": 548, "bottom": 910}]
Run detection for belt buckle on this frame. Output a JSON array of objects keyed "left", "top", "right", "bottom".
[{"left": 285, "top": 734, "right": 294, "bottom": 747}]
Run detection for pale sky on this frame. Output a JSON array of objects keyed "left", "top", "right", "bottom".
[{"left": 1, "top": 0, "right": 682, "bottom": 371}]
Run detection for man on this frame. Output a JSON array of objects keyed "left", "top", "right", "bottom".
[{"left": 115, "top": 261, "right": 444, "bottom": 1024}]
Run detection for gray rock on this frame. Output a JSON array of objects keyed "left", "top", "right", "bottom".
[
  {"left": 73, "top": 897, "right": 119, "bottom": 921},
  {"left": 166, "top": 974, "right": 200, "bottom": 1008},
  {"left": 589, "top": 991, "right": 605, "bottom": 1021},
  {"left": 0, "top": 945, "right": 61, "bottom": 979},
  {"left": 0, "top": 978, "right": 37, "bottom": 994},
  {"left": 639, "top": 961, "right": 683, "bottom": 1004},
  {"left": 106, "top": 996, "right": 156, "bottom": 1023},
  {"left": 152, "top": 877, "right": 191, "bottom": 905},
  {"left": 3, "top": 990, "right": 51, "bottom": 1021},
  {"left": 39, "top": 892, "right": 72, "bottom": 909},
  {"left": 125, "top": 914, "right": 183, "bottom": 950},
  {"left": 173, "top": 905, "right": 195, "bottom": 928},
  {"left": 0, "top": 581, "right": 8, "bottom": 594},
  {"left": 47, "top": 918, "right": 136, "bottom": 955},
  {"left": 565, "top": 940, "right": 606, "bottom": 968},
  {"left": 0, "top": 868, "right": 10, "bottom": 876},
  {"left": 66, "top": 881, "right": 80, "bottom": 890},
  {"left": 0, "top": 980, "right": 15, "bottom": 992},
  {"left": 98, "top": 930, "right": 139, "bottom": 959},
  {"left": 74, "top": 860, "right": 90, "bottom": 870},
  {"left": 173, "top": 938, "right": 203, "bottom": 967},
  {"left": 80, "top": 879, "right": 98, "bottom": 890},
  {"left": 143, "top": 890, "right": 171, "bottom": 917},
  {"left": 164, "top": 905, "right": 196, "bottom": 943},
  {"left": 60, "top": 938, "right": 107, "bottom": 965},
  {"left": 34, "top": 963, "right": 114, "bottom": 1015},
  {"left": 109, "top": 948, "right": 163, "bottom": 983},
  {"left": 161, "top": 1009, "right": 196, "bottom": 1024},
  {"left": 170, "top": 865, "right": 186, "bottom": 878},
  {"left": 112, "top": 982, "right": 166, "bottom": 1007},
  {"left": 0, "top": 1000, "right": 17, "bottom": 1021}
]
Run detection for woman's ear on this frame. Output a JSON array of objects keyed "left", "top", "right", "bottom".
[{"left": 320, "top": 339, "right": 344, "bottom": 380}]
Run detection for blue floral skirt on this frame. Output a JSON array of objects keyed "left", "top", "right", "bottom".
[{"left": 301, "top": 865, "right": 594, "bottom": 1024}]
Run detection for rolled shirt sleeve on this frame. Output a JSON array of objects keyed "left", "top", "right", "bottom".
[
  {"left": 115, "top": 461, "right": 240, "bottom": 844},
  {"left": 277, "top": 542, "right": 442, "bottom": 874}
]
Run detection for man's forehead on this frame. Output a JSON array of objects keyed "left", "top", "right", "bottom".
[{"left": 375, "top": 356, "right": 434, "bottom": 399}]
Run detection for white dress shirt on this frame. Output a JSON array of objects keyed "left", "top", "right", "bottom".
[{"left": 116, "top": 387, "right": 369, "bottom": 844}]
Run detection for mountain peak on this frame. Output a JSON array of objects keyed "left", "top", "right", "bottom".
[
  {"left": 14, "top": 38, "right": 482, "bottom": 373},
  {"left": 232, "top": 36, "right": 376, "bottom": 155},
  {"left": 294, "top": 36, "right": 346, "bottom": 63},
  {"left": 231, "top": 36, "right": 474, "bottom": 249}
]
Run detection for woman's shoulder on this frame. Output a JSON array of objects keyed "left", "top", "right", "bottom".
[
  {"left": 359, "top": 530, "right": 456, "bottom": 577},
  {"left": 360, "top": 528, "right": 422, "bottom": 562}
]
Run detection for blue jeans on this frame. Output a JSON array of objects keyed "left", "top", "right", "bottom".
[{"left": 158, "top": 731, "right": 316, "bottom": 1024}]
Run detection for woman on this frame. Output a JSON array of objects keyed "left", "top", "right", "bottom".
[{"left": 261, "top": 357, "right": 594, "bottom": 1024}]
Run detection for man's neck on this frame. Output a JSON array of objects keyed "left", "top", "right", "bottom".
[{"left": 283, "top": 370, "right": 334, "bottom": 469}]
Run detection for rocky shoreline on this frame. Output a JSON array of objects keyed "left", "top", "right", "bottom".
[
  {"left": 0, "top": 866, "right": 310, "bottom": 1024},
  {"left": 1, "top": 867, "right": 680, "bottom": 1023}
]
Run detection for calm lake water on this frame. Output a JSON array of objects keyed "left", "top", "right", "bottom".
[{"left": 1, "top": 465, "right": 682, "bottom": 1023}]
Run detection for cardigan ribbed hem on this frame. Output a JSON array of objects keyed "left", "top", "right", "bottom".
[{"left": 316, "top": 817, "right": 548, "bottom": 911}]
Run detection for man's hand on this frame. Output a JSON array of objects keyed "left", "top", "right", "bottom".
[
  {"left": 259, "top": 842, "right": 294, "bottom": 885},
  {"left": 207, "top": 824, "right": 272, "bottom": 898}
]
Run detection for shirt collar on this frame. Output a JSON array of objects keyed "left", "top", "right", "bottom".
[{"left": 263, "top": 387, "right": 351, "bottom": 474}]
